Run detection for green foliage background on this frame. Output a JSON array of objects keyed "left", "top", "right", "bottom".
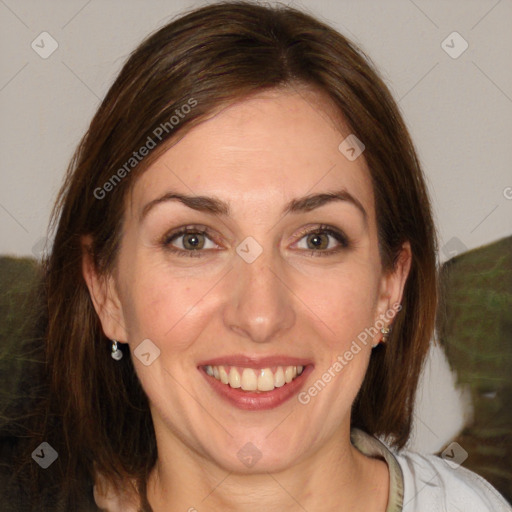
[
  {"left": 437, "top": 235, "right": 512, "bottom": 502},
  {"left": 0, "top": 256, "right": 41, "bottom": 415}
]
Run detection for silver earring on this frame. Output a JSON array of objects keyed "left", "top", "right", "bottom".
[
  {"left": 372, "top": 326, "right": 391, "bottom": 348},
  {"left": 111, "top": 340, "right": 123, "bottom": 360}
]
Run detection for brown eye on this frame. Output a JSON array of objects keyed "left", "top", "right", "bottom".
[
  {"left": 305, "top": 233, "right": 329, "bottom": 250},
  {"left": 181, "top": 232, "right": 205, "bottom": 250},
  {"left": 162, "top": 226, "right": 220, "bottom": 256},
  {"left": 294, "top": 225, "right": 349, "bottom": 256}
]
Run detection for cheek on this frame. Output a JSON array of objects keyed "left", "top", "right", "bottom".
[
  {"left": 299, "top": 268, "right": 380, "bottom": 409},
  {"left": 295, "top": 263, "right": 381, "bottom": 348},
  {"left": 118, "top": 262, "right": 220, "bottom": 352}
]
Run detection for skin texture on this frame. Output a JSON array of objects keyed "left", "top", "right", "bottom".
[{"left": 84, "top": 88, "right": 411, "bottom": 511}]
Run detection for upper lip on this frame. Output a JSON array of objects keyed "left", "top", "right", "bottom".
[{"left": 197, "top": 354, "right": 313, "bottom": 369}]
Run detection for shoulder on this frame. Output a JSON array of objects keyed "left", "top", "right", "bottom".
[{"left": 394, "top": 449, "right": 511, "bottom": 512}]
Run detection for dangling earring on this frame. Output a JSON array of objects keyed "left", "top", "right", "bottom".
[
  {"left": 111, "top": 340, "right": 123, "bottom": 360},
  {"left": 372, "top": 326, "right": 391, "bottom": 348}
]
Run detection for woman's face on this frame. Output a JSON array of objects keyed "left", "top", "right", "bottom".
[{"left": 91, "top": 88, "right": 409, "bottom": 473}]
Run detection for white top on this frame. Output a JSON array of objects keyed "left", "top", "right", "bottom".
[{"left": 351, "top": 428, "right": 512, "bottom": 512}]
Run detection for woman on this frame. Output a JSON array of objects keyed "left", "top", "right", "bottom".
[{"left": 4, "top": 1, "right": 510, "bottom": 511}]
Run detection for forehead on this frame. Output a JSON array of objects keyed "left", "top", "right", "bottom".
[{"left": 129, "top": 89, "right": 374, "bottom": 219}]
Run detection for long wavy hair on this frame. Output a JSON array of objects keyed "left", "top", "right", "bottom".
[{"left": 4, "top": 2, "right": 437, "bottom": 510}]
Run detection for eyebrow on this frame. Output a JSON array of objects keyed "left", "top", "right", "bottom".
[{"left": 140, "top": 188, "right": 367, "bottom": 222}]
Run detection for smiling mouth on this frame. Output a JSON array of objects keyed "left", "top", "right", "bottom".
[{"left": 203, "top": 364, "right": 305, "bottom": 392}]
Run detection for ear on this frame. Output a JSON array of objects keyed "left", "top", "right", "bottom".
[
  {"left": 81, "top": 235, "right": 128, "bottom": 342},
  {"left": 375, "top": 241, "right": 412, "bottom": 327}
]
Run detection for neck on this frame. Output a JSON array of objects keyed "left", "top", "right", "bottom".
[{"left": 146, "top": 426, "right": 389, "bottom": 512}]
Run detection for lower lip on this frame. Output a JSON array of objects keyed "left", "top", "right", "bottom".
[{"left": 200, "top": 366, "right": 313, "bottom": 411}]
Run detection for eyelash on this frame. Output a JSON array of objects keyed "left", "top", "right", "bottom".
[{"left": 161, "top": 224, "right": 350, "bottom": 258}]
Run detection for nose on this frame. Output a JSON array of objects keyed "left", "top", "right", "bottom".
[{"left": 222, "top": 245, "right": 296, "bottom": 344}]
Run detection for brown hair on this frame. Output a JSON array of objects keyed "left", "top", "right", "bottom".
[{"left": 7, "top": 1, "right": 437, "bottom": 510}]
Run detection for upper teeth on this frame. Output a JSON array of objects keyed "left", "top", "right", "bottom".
[{"left": 204, "top": 365, "right": 305, "bottom": 392}]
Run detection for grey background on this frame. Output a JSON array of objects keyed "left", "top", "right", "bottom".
[{"left": 1, "top": 0, "right": 511, "bottom": 452}]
